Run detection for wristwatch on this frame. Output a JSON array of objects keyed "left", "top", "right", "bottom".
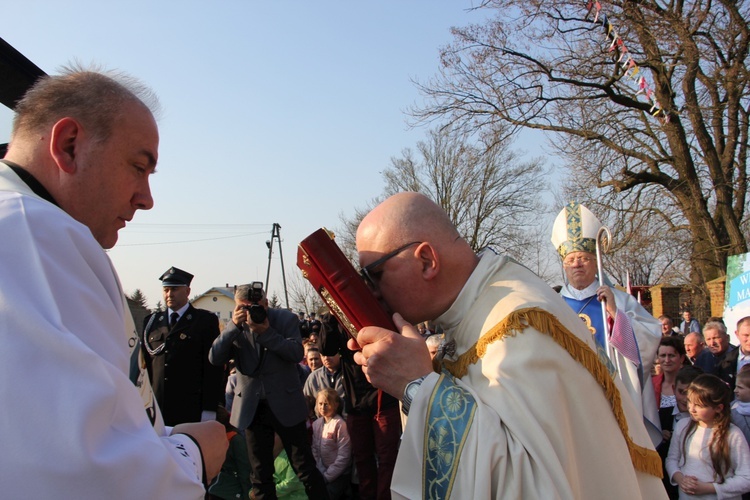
[{"left": 402, "top": 375, "right": 427, "bottom": 416}]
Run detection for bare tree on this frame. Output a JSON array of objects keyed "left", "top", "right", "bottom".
[
  {"left": 411, "top": 0, "right": 750, "bottom": 313},
  {"left": 336, "top": 200, "right": 382, "bottom": 265},
  {"left": 379, "top": 125, "right": 549, "bottom": 259},
  {"left": 338, "top": 126, "right": 551, "bottom": 278},
  {"left": 287, "top": 270, "right": 325, "bottom": 315}
]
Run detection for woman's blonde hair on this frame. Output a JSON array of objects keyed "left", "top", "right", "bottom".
[{"left": 316, "top": 387, "right": 342, "bottom": 415}]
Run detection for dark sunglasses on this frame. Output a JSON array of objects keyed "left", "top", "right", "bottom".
[{"left": 359, "top": 241, "right": 422, "bottom": 289}]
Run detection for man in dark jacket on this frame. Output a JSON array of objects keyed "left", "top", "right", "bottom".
[
  {"left": 209, "top": 283, "right": 327, "bottom": 500},
  {"left": 141, "top": 266, "right": 224, "bottom": 426},
  {"left": 695, "top": 320, "right": 738, "bottom": 391}
]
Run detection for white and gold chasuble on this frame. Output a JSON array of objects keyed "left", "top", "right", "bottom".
[{"left": 391, "top": 252, "right": 667, "bottom": 500}]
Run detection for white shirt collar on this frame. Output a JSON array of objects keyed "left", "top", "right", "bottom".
[
  {"left": 560, "top": 281, "right": 599, "bottom": 301},
  {"left": 168, "top": 302, "right": 190, "bottom": 319}
]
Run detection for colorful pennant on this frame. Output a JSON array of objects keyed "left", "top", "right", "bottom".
[{"left": 584, "top": 1, "right": 670, "bottom": 123}]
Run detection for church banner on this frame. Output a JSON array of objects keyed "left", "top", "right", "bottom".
[{"left": 724, "top": 252, "right": 750, "bottom": 334}]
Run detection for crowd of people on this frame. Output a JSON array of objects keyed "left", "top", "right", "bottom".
[{"left": 5, "top": 65, "right": 750, "bottom": 499}]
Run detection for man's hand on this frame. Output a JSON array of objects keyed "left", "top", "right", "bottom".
[
  {"left": 247, "top": 313, "right": 270, "bottom": 335},
  {"left": 232, "top": 303, "right": 270, "bottom": 334},
  {"left": 172, "top": 421, "right": 228, "bottom": 483},
  {"left": 596, "top": 285, "right": 618, "bottom": 319},
  {"left": 250, "top": 297, "right": 271, "bottom": 335},
  {"left": 348, "top": 313, "right": 433, "bottom": 399},
  {"left": 232, "top": 304, "right": 248, "bottom": 328}
]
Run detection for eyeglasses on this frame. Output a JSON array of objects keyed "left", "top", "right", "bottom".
[
  {"left": 562, "top": 255, "right": 594, "bottom": 267},
  {"left": 359, "top": 241, "right": 422, "bottom": 289}
]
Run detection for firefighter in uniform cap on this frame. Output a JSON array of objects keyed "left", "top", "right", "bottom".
[{"left": 140, "top": 266, "right": 224, "bottom": 426}]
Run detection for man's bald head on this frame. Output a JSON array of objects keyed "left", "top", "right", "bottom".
[
  {"left": 356, "top": 192, "right": 478, "bottom": 323},
  {"left": 683, "top": 332, "right": 705, "bottom": 360},
  {"left": 357, "top": 192, "right": 458, "bottom": 248}
]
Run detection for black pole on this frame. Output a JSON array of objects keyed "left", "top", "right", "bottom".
[
  {"left": 265, "top": 226, "right": 274, "bottom": 293},
  {"left": 274, "top": 223, "right": 290, "bottom": 309},
  {"left": 264, "top": 223, "right": 289, "bottom": 308}
]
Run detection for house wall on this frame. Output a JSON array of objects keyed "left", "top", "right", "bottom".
[{"left": 192, "top": 292, "right": 235, "bottom": 327}]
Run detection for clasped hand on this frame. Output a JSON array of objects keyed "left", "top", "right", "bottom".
[
  {"left": 347, "top": 313, "right": 434, "bottom": 399},
  {"left": 596, "top": 285, "right": 618, "bottom": 318},
  {"left": 675, "top": 472, "right": 715, "bottom": 496}
]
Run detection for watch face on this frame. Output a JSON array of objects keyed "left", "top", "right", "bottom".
[
  {"left": 405, "top": 377, "right": 425, "bottom": 400},
  {"left": 407, "top": 382, "right": 419, "bottom": 398},
  {"left": 402, "top": 377, "right": 426, "bottom": 416}
]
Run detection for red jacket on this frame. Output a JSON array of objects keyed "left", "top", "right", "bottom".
[{"left": 651, "top": 372, "right": 665, "bottom": 406}]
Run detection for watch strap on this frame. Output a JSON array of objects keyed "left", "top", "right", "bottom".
[{"left": 402, "top": 375, "right": 427, "bottom": 416}]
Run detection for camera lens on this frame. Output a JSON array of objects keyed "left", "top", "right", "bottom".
[{"left": 249, "top": 305, "right": 267, "bottom": 324}]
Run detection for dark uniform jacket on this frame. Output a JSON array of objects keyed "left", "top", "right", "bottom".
[{"left": 141, "top": 305, "right": 223, "bottom": 426}]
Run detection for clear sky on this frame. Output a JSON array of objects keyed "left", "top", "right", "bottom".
[{"left": 1, "top": 1, "right": 531, "bottom": 309}]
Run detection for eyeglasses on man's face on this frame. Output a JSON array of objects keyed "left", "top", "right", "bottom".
[
  {"left": 359, "top": 241, "right": 422, "bottom": 289},
  {"left": 562, "top": 255, "right": 594, "bottom": 267}
]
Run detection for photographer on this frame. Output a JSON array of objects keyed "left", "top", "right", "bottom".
[{"left": 209, "top": 283, "right": 328, "bottom": 500}]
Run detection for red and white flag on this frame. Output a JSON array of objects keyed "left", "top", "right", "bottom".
[{"left": 610, "top": 310, "right": 640, "bottom": 366}]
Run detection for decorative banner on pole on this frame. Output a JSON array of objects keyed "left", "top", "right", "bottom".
[
  {"left": 584, "top": 1, "right": 670, "bottom": 124},
  {"left": 724, "top": 252, "right": 750, "bottom": 337}
]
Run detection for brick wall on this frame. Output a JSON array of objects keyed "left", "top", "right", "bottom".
[
  {"left": 650, "top": 284, "right": 682, "bottom": 321},
  {"left": 706, "top": 276, "right": 727, "bottom": 319}
]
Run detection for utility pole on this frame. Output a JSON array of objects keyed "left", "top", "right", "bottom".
[{"left": 265, "top": 223, "right": 290, "bottom": 308}]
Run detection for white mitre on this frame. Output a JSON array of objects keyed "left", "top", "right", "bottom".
[{"left": 551, "top": 201, "right": 603, "bottom": 259}]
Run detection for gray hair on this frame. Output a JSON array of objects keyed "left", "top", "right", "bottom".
[
  {"left": 425, "top": 334, "right": 443, "bottom": 349},
  {"left": 234, "top": 283, "right": 265, "bottom": 302},
  {"left": 685, "top": 331, "right": 705, "bottom": 342},
  {"left": 703, "top": 321, "right": 727, "bottom": 336},
  {"left": 12, "top": 63, "right": 160, "bottom": 144}
]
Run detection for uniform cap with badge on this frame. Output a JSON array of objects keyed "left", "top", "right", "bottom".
[{"left": 159, "top": 266, "right": 193, "bottom": 287}]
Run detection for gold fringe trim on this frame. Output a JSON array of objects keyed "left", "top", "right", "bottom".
[{"left": 442, "top": 307, "right": 663, "bottom": 478}]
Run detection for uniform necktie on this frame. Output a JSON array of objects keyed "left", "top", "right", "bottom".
[{"left": 170, "top": 312, "right": 179, "bottom": 328}]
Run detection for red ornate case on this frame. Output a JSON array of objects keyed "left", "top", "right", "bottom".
[{"left": 297, "top": 228, "right": 396, "bottom": 339}]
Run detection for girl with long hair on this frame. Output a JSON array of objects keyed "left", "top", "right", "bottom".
[{"left": 666, "top": 374, "right": 750, "bottom": 498}]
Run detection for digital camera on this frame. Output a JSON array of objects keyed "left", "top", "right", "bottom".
[{"left": 243, "top": 281, "right": 267, "bottom": 323}]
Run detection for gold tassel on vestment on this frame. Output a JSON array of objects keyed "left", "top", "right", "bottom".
[{"left": 442, "top": 306, "right": 663, "bottom": 478}]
